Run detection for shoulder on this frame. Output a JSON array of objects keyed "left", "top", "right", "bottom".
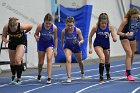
[
  {"left": 34, "top": 23, "right": 42, "bottom": 32},
  {"left": 62, "top": 28, "right": 66, "bottom": 33},
  {"left": 37, "top": 23, "right": 42, "bottom": 29},
  {"left": 3, "top": 24, "right": 8, "bottom": 31},
  {"left": 91, "top": 25, "right": 98, "bottom": 32},
  {"left": 75, "top": 27, "right": 81, "bottom": 32},
  {"left": 4, "top": 24, "right": 8, "bottom": 28},
  {"left": 122, "top": 18, "right": 128, "bottom": 24},
  {"left": 52, "top": 24, "right": 57, "bottom": 31},
  {"left": 109, "top": 25, "right": 114, "bottom": 30}
]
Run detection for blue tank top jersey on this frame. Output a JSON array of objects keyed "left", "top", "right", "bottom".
[
  {"left": 131, "top": 17, "right": 140, "bottom": 31},
  {"left": 39, "top": 23, "right": 54, "bottom": 42},
  {"left": 120, "top": 18, "right": 140, "bottom": 40},
  {"left": 94, "top": 25, "right": 110, "bottom": 49},
  {"left": 128, "top": 18, "right": 140, "bottom": 38},
  {"left": 64, "top": 27, "right": 81, "bottom": 53},
  {"left": 37, "top": 23, "right": 54, "bottom": 51}
]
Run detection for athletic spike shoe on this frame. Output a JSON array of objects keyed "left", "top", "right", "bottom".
[
  {"left": 14, "top": 79, "right": 21, "bottom": 85},
  {"left": 127, "top": 75, "right": 135, "bottom": 81},
  {"left": 106, "top": 74, "right": 111, "bottom": 80},
  {"left": 46, "top": 78, "right": 51, "bottom": 84},
  {"left": 99, "top": 75, "right": 104, "bottom": 83},
  {"left": 67, "top": 78, "right": 71, "bottom": 83},
  {"left": 37, "top": 75, "right": 41, "bottom": 82},
  {"left": 9, "top": 76, "right": 16, "bottom": 85},
  {"left": 81, "top": 73, "right": 85, "bottom": 80}
]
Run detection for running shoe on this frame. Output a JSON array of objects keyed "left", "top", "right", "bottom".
[
  {"left": 106, "top": 74, "right": 111, "bottom": 80},
  {"left": 37, "top": 75, "right": 41, "bottom": 82},
  {"left": 46, "top": 78, "right": 51, "bottom": 84},
  {"left": 67, "top": 78, "right": 71, "bottom": 83},
  {"left": 127, "top": 75, "right": 135, "bottom": 81},
  {"left": 9, "top": 76, "right": 16, "bottom": 85},
  {"left": 99, "top": 75, "right": 104, "bottom": 83},
  {"left": 81, "top": 73, "right": 85, "bottom": 80},
  {"left": 14, "top": 79, "right": 21, "bottom": 85}
]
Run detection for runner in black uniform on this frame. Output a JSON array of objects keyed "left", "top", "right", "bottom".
[{"left": 2, "top": 17, "right": 32, "bottom": 85}]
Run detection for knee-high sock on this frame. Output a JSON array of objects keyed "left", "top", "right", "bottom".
[
  {"left": 126, "top": 70, "right": 131, "bottom": 76},
  {"left": 99, "top": 63, "right": 104, "bottom": 76},
  {"left": 105, "top": 63, "right": 110, "bottom": 74},
  {"left": 38, "top": 64, "right": 43, "bottom": 75},
  {"left": 10, "top": 65, "right": 16, "bottom": 76},
  {"left": 16, "top": 65, "right": 22, "bottom": 79}
]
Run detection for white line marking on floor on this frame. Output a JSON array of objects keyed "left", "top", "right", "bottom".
[
  {"left": 76, "top": 74, "right": 140, "bottom": 93},
  {"left": 131, "top": 87, "right": 140, "bottom": 93}
]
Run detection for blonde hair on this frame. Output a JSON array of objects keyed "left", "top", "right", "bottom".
[
  {"left": 97, "top": 13, "right": 109, "bottom": 26},
  {"left": 125, "top": 7, "right": 140, "bottom": 18}
]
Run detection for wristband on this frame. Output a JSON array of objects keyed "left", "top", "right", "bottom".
[{"left": 122, "top": 33, "right": 126, "bottom": 37}]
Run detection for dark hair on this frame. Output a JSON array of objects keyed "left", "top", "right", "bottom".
[
  {"left": 8, "top": 17, "right": 18, "bottom": 27},
  {"left": 44, "top": 13, "right": 53, "bottom": 22},
  {"left": 66, "top": 16, "right": 75, "bottom": 23},
  {"left": 125, "top": 7, "right": 140, "bottom": 19},
  {"left": 97, "top": 13, "right": 109, "bottom": 26}
]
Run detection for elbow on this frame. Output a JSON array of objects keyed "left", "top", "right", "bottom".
[
  {"left": 34, "top": 34, "right": 37, "bottom": 38},
  {"left": 28, "top": 25, "right": 33, "bottom": 31},
  {"left": 29, "top": 25, "right": 33, "bottom": 31},
  {"left": 82, "top": 40, "right": 84, "bottom": 43},
  {"left": 117, "top": 31, "right": 119, "bottom": 35}
]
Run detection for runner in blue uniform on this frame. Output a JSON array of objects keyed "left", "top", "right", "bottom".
[
  {"left": 34, "top": 13, "right": 58, "bottom": 84},
  {"left": 117, "top": 8, "right": 140, "bottom": 81},
  {"left": 2, "top": 17, "right": 32, "bottom": 85},
  {"left": 89, "top": 13, "right": 117, "bottom": 83},
  {"left": 61, "top": 17, "right": 85, "bottom": 83}
]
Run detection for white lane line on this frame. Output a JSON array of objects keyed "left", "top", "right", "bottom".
[
  {"left": 131, "top": 87, "right": 140, "bottom": 93},
  {"left": 76, "top": 74, "right": 140, "bottom": 93},
  {"left": 23, "top": 82, "right": 60, "bottom": 93}
]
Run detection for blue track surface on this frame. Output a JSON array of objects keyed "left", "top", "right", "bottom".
[{"left": 0, "top": 58, "right": 140, "bottom": 93}]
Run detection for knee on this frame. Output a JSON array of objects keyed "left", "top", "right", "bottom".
[
  {"left": 15, "top": 57, "right": 22, "bottom": 64},
  {"left": 38, "top": 64, "right": 43, "bottom": 70},
  {"left": 66, "top": 60, "right": 71, "bottom": 64},
  {"left": 47, "top": 58, "right": 52, "bottom": 63},
  {"left": 126, "top": 51, "right": 133, "bottom": 58},
  {"left": 99, "top": 57, "right": 105, "bottom": 63},
  {"left": 77, "top": 60, "right": 83, "bottom": 64},
  {"left": 66, "top": 57, "right": 71, "bottom": 63},
  {"left": 10, "top": 60, "right": 15, "bottom": 65},
  {"left": 66, "top": 59, "right": 71, "bottom": 63}
]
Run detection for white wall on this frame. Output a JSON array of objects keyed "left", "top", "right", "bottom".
[
  {"left": 0, "top": 0, "right": 138, "bottom": 68},
  {"left": 132, "top": 0, "right": 140, "bottom": 6},
  {"left": 0, "top": 0, "right": 52, "bottom": 67}
]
